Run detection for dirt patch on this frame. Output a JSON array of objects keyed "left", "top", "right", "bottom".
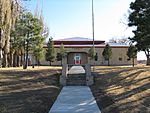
[
  {"left": 90, "top": 66, "right": 150, "bottom": 113},
  {"left": 0, "top": 66, "right": 62, "bottom": 113}
]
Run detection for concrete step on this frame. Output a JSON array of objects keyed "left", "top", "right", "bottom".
[
  {"left": 67, "top": 80, "right": 86, "bottom": 85},
  {"left": 67, "top": 75, "right": 86, "bottom": 80},
  {"left": 67, "top": 74, "right": 86, "bottom": 78},
  {"left": 67, "top": 83, "right": 86, "bottom": 86},
  {"left": 67, "top": 79, "right": 86, "bottom": 81},
  {"left": 67, "top": 73, "right": 86, "bottom": 76},
  {"left": 66, "top": 74, "right": 86, "bottom": 86},
  {"left": 67, "top": 78, "right": 86, "bottom": 81},
  {"left": 67, "top": 80, "right": 86, "bottom": 83}
]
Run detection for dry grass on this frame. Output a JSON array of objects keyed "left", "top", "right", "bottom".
[
  {"left": 0, "top": 66, "right": 62, "bottom": 113},
  {"left": 0, "top": 66, "right": 62, "bottom": 71},
  {"left": 90, "top": 65, "right": 150, "bottom": 113}
]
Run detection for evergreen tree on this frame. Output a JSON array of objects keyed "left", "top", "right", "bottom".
[
  {"left": 88, "top": 46, "right": 96, "bottom": 60},
  {"left": 102, "top": 44, "right": 112, "bottom": 66},
  {"left": 24, "top": 12, "right": 43, "bottom": 69},
  {"left": 127, "top": 45, "right": 137, "bottom": 67},
  {"left": 32, "top": 35, "right": 44, "bottom": 66},
  {"left": 0, "top": 1, "right": 47, "bottom": 68},
  {"left": 56, "top": 43, "right": 66, "bottom": 65},
  {"left": 128, "top": 0, "right": 150, "bottom": 65},
  {"left": 46, "top": 37, "right": 55, "bottom": 65},
  {"left": 32, "top": 12, "right": 46, "bottom": 67},
  {"left": 10, "top": 12, "right": 27, "bottom": 67},
  {"left": 59, "top": 43, "right": 66, "bottom": 65},
  {"left": 56, "top": 53, "right": 62, "bottom": 62},
  {"left": 10, "top": 12, "right": 45, "bottom": 68}
]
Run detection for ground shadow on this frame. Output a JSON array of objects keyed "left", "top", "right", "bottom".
[
  {"left": 90, "top": 66, "right": 150, "bottom": 113},
  {"left": 0, "top": 68, "right": 62, "bottom": 113}
]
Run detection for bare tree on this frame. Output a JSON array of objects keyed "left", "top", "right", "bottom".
[
  {"left": 0, "top": 0, "right": 21, "bottom": 67},
  {"left": 109, "top": 37, "right": 130, "bottom": 44}
]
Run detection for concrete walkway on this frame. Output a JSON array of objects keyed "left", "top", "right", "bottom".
[
  {"left": 68, "top": 66, "right": 85, "bottom": 74},
  {"left": 49, "top": 86, "right": 101, "bottom": 113}
]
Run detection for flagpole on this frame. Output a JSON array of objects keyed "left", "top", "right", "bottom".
[
  {"left": 92, "top": 0, "right": 95, "bottom": 71},
  {"left": 92, "top": 0, "right": 95, "bottom": 47}
]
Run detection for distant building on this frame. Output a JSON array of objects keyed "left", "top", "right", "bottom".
[{"left": 39, "top": 37, "right": 137, "bottom": 66}]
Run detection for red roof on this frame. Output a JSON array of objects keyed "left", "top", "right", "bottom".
[
  {"left": 43, "top": 37, "right": 129, "bottom": 48},
  {"left": 54, "top": 37, "right": 105, "bottom": 45}
]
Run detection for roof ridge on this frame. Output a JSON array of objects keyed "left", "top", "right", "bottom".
[{"left": 54, "top": 37, "right": 93, "bottom": 41}]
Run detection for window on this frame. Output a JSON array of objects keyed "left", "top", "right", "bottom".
[
  {"left": 119, "top": 57, "right": 122, "bottom": 61},
  {"left": 127, "top": 58, "right": 131, "bottom": 61}
]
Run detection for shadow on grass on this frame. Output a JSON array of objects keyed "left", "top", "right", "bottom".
[
  {"left": 0, "top": 69, "right": 62, "bottom": 113},
  {"left": 90, "top": 66, "right": 150, "bottom": 113},
  {"left": 0, "top": 87, "right": 61, "bottom": 113}
]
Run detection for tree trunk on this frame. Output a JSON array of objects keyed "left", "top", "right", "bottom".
[
  {"left": 108, "top": 59, "right": 110, "bottom": 66},
  {"left": 3, "top": 53, "right": 8, "bottom": 67},
  {"left": 20, "top": 55, "right": 23, "bottom": 66},
  {"left": 23, "top": 52, "right": 25, "bottom": 68},
  {"left": 0, "top": 29, "right": 2, "bottom": 68},
  {"left": 145, "top": 50, "right": 150, "bottom": 65},
  {"left": 132, "top": 58, "right": 134, "bottom": 67},
  {"left": 17, "top": 55, "right": 20, "bottom": 67},
  {"left": 9, "top": 52, "right": 14, "bottom": 67},
  {"left": 38, "top": 60, "right": 40, "bottom": 66},
  {"left": 146, "top": 58, "right": 150, "bottom": 65},
  {"left": 7, "top": 53, "right": 10, "bottom": 67},
  {"left": 24, "top": 41, "right": 29, "bottom": 69},
  {"left": 50, "top": 61, "right": 51, "bottom": 66},
  {"left": 0, "top": 48, "right": 2, "bottom": 67},
  {"left": 13, "top": 54, "right": 17, "bottom": 67}
]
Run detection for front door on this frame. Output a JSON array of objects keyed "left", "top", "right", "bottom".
[{"left": 74, "top": 53, "right": 81, "bottom": 65}]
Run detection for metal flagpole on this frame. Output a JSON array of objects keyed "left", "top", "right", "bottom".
[
  {"left": 92, "top": 0, "right": 95, "bottom": 47},
  {"left": 92, "top": 0, "right": 95, "bottom": 71}
]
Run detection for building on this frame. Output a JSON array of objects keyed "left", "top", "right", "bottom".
[{"left": 40, "top": 37, "right": 137, "bottom": 66}]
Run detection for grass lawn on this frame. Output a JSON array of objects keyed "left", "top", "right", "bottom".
[
  {"left": 0, "top": 66, "right": 62, "bottom": 113},
  {"left": 90, "top": 65, "right": 150, "bottom": 113}
]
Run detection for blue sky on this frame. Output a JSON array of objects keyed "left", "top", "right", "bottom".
[{"left": 24, "top": 0, "right": 146, "bottom": 60}]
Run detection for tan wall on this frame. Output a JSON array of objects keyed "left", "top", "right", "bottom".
[
  {"left": 67, "top": 53, "right": 74, "bottom": 64},
  {"left": 81, "top": 53, "right": 88, "bottom": 64},
  {"left": 96, "top": 48, "right": 137, "bottom": 66},
  {"left": 38, "top": 47, "right": 137, "bottom": 66}
]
